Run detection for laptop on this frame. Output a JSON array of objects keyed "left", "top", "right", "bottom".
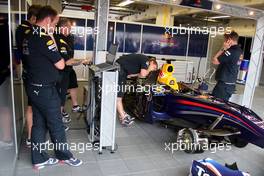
[{"left": 90, "top": 44, "right": 119, "bottom": 73}]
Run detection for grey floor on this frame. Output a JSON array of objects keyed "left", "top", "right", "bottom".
[{"left": 10, "top": 83, "right": 264, "bottom": 176}]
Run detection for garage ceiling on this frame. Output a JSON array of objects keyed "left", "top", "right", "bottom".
[
  {"left": 62, "top": 0, "right": 264, "bottom": 22},
  {"left": 219, "top": 0, "right": 264, "bottom": 10},
  {"left": 63, "top": 0, "right": 149, "bottom": 15},
  {"left": 174, "top": 0, "right": 264, "bottom": 26},
  {"left": 174, "top": 11, "right": 231, "bottom": 26}
]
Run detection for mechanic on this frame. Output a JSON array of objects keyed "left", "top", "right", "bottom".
[
  {"left": 212, "top": 31, "right": 243, "bottom": 101},
  {"left": 54, "top": 17, "right": 89, "bottom": 130},
  {"left": 23, "top": 6, "right": 82, "bottom": 169},
  {"left": 62, "top": 28, "right": 86, "bottom": 113},
  {"left": 116, "top": 54, "right": 158, "bottom": 126},
  {"left": 15, "top": 5, "right": 42, "bottom": 147}
]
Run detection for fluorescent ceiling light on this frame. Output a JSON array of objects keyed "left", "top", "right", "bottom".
[
  {"left": 249, "top": 11, "right": 255, "bottom": 16},
  {"left": 209, "top": 15, "right": 230, "bottom": 19},
  {"left": 215, "top": 4, "right": 222, "bottom": 10},
  {"left": 117, "top": 0, "right": 134, "bottom": 7},
  {"left": 204, "top": 18, "right": 217, "bottom": 22}
]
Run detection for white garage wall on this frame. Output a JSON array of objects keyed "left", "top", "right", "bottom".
[
  {"left": 206, "top": 19, "right": 257, "bottom": 83},
  {"left": 206, "top": 35, "right": 224, "bottom": 73},
  {"left": 72, "top": 50, "right": 91, "bottom": 81}
]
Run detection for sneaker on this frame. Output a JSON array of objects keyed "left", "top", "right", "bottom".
[
  {"left": 125, "top": 113, "right": 135, "bottom": 121},
  {"left": 33, "top": 158, "right": 59, "bottom": 170},
  {"left": 121, "top": 115, "right": 134, "bottom": 127},
  {"left": 64, "top": 125, "right": 69, "bottom": 131},
  {"left": 82, "top": 105, "right": 88, "bottom": 111},
  {"left": 62, "top": 116, "right": 71, "bottom": 123},
  {"left": 26, "top": 139, "right": 31, "bottom": 147},
  {"left": 72, "top": 105, "right": 83, "bottom": 113},
  {"left": 61, "top": 158, "right": 83, "bottom": 167},
  {"left": 62, "top": 111, "right": 70, "bottom": 118}
]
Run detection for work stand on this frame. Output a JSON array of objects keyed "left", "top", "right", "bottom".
[{"left": 86, "top": 68, "right": 119, "bottom": 154}]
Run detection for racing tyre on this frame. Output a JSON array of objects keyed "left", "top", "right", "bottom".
[{"left": 229, "top": 136, "right": 248, "bottom": 148}]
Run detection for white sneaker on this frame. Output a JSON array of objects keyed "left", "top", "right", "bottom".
[
  {"left": 125, "top": 113, "right": 135, "bottom": 121},
  {"left": 121, "top": 115, "right": 134, "bottom": 127},
  {"left": 72, "top": 105, "right": 83, "bottom": 113},
  {"left": 26, "top": 139, "right": 31, "bottom": 147},
  {"left": 62, "top": 116, "right": 71, "bottom": 123},
  {"left": 61, "top": 158, "right": 83, "bottom": 167},
  {"left": 33, "top": 158, "right": 59, "bottom": 170},
  {"left": 64, "top": 125, "right": 70, "bottom": 131},
  {"left": 62, "top": 111, "right": 70, "bottom": 118}
]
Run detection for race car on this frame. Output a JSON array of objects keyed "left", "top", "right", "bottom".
[
  {"left": 123, "top": 59, "right": 264, "bottom": 153},
  {"left": 190, "top": 158, "right": 250, "bottom": 176}
]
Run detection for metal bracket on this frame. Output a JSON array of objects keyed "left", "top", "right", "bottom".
[{"left": 209, "top": 114, "right": 224, "bottom": 130}]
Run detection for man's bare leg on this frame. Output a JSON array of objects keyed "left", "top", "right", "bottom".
[
  {"left": 117, "top": 97, "right": 126, "bottom": 120},
  {"left": 26, "top": 106, "right": 32, "bottom": 140},
  {"left": 69, "top": 88, "right": 78, "bottom": 106},
  {"left": 117, "top": 97, "right": 134, "bottom": 126}
]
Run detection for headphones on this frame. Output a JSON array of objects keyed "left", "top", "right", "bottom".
[{"left": 146, "top": 61, "right": 150, "bottom": 67}]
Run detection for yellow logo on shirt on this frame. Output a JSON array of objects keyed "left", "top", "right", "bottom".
[
  {"left": 46, "top": 40, "right": 54, "bottom": 46},
  {"left": 40, "top": 32, "right": 48, "bottom": 36},
  {"left": 21, "top": 24, "right": 29, "bottom": 28},
  {"left": 60, "top": 47, "right": 67, "bottom": 54},
  {"left": 60, "top": 39, "right": 67, "bottom": 45},
  {"left": 25, "top": 29, "right": 31, "bottom": 34}
]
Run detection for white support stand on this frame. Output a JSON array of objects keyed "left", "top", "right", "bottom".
[
  {"left": 99, "top": 71, "right": 118, "bottom": 153},
  {"left": 87, "top": 69, "right": 118, "bottom": 154},
  {"left": 242, "top": 16, "right": 264, "bottom": 108}
]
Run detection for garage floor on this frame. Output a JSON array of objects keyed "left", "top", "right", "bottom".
[{"left": 10, "top": 84, "right": 264, "bottom": 176}]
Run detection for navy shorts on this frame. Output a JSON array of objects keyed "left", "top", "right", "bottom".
[
  {"left": 68, "top": 68, "right": 78, "bottom": 89},
  {"left": 117, "top": 67, "right": 127, "bottom": 98},
  {"left": 57, "top": 71, "right": 70, "bottom": 106},
  {"left": 212, "top": 81, "right": 235, "bottom": 101}
]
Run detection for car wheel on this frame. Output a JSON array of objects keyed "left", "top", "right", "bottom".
[
  {"left": 229, "top": 136, "right": 249, "bottom": 148},
  {"left": 179, "top": 129, "right": 204, "bottom": 154}
]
